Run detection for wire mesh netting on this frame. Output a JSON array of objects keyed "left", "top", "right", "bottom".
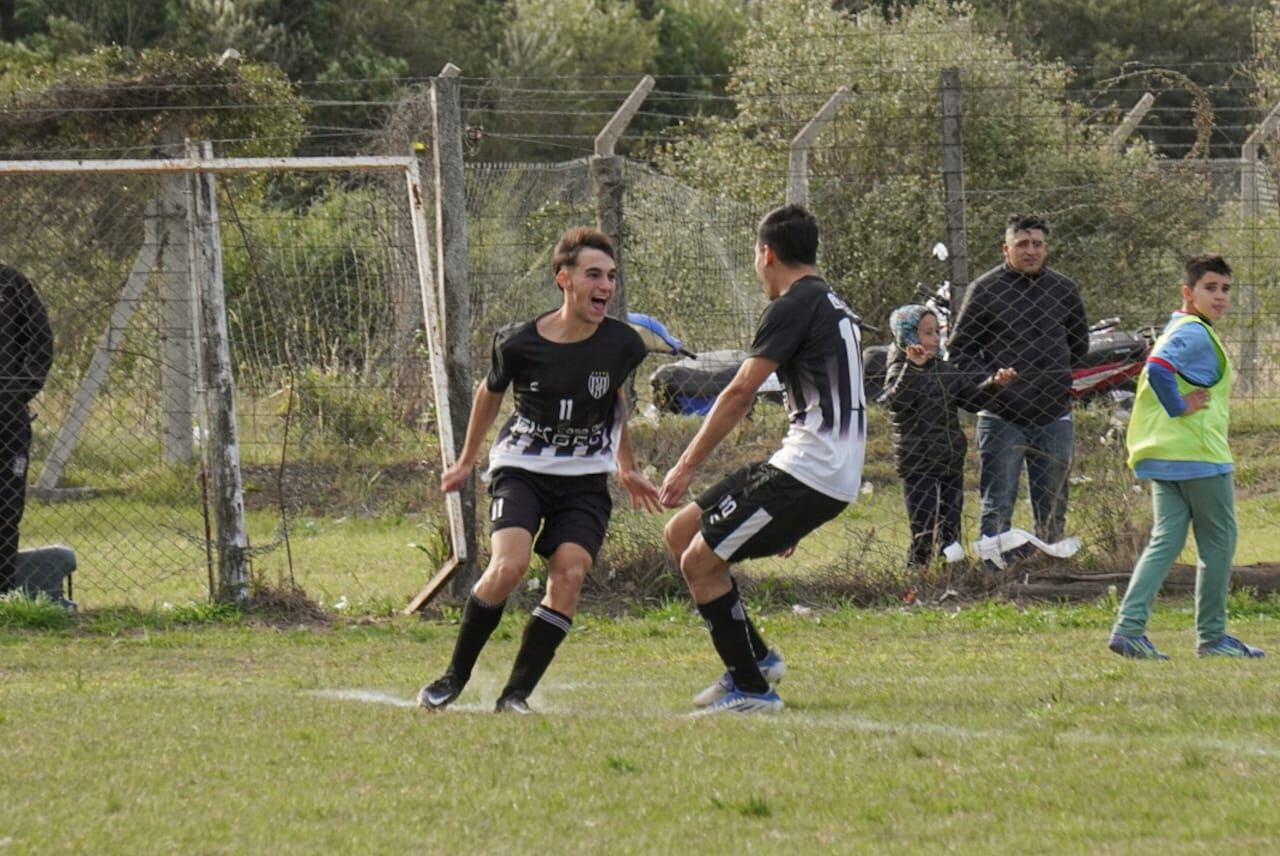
[
  {"left": 7, "top": 58, "right": 1280, "bottom": 612},
  {"left": 0, "top": 172, "right": 212, "bottom": 606},
  {"left": 218, "top": 168, "right": 443, "bottom": 612}
]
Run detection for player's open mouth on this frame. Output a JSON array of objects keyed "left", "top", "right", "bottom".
[{"left": 590, "top": 296, "right": 609, "bottom": 312}]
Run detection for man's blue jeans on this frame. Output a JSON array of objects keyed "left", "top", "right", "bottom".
[{"left": 975, "top": 413, "right": 1074, "bottom": 541}]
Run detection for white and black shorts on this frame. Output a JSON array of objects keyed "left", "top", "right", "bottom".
[
  {"left": 696, "top": 462, "right": 847, "bottom": 562},
  {"left": 488, "top": 467, "right": 612, "bottom": 560}
]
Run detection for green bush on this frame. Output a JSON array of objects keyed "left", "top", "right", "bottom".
[{"left": 283, "top": 367, "right": 403, "bottom": 448}]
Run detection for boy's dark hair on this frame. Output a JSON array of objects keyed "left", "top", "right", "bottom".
[
  {"left": 757, "top": 204, "right": 818, "bottom": 266},
  {"left": 553, "top": 226, "right": 614, "bottom": 274},
  {"left": 1183, "top": 253, "right": 1231, "bottom": 286},
  {"left": 1005, "top": 213, "right": 1049, "bottom": 237}
]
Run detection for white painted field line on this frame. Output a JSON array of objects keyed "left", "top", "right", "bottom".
[
  {"left": 307, "top": 688, "right": 1280, "bottom": 759},
  {"left": 308, "top": 688, "right": 500, "bottom": 713},
  {"left": 308, "top": 688, "right": 418, "bottom": 708},
  {"left": 784, "top": 712, "right": 1280, "bottom": 760}
]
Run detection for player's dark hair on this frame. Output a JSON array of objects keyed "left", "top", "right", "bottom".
[
  {"left": 553, "top": 226, "right": 614, "bottom": 274},
  {"left": 1183, "top": 253, "right": 1231, "bottom": 286},
  {"left": 1005, "top": 213, "right": 1049, "bottom": 238},
  {"left": 757, "top": 204, "right": 818, "bottom": 266}
]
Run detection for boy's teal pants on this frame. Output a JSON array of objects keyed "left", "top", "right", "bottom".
[{"left": 1113, "top": 473, "right": 1236, "bottom": 648}]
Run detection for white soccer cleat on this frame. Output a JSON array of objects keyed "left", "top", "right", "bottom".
[{"left": 692, "top": 649, "right": 786, "bottom": 707}]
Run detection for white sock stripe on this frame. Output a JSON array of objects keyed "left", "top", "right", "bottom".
[
  {"left": 712, "top": 508, "right": 774, "bottom": 561},
  {"left": 468, "top": 590, "right": 504, "bottom": 610},
  {"left": 532, "top": 606, "right": 572, "bottom": 633}
]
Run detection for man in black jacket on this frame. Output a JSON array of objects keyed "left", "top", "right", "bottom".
[
  {"left": 0, "top": 265, "right": 54, "bottom": 595},
  {"left": 947, "top": 214, "right": 1088, "bottom": 545}
]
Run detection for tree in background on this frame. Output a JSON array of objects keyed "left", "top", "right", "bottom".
[{"left": 655, "top": 0, "right": 1212, "bottom": 335}]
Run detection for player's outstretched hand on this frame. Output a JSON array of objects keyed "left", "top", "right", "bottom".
[
  {"left": 659, "top": 464, "right": 695, "bottom": 509},
  {"left": 619, "top": 467, "right": 663, "bottom": 513},
  {"left": 993, "top": 367, "right": 1017, "bottom": 386},
  {"left": 440, "top": 461, "right": 473, "bottom": 494},
  {"left": 776, "top": 544, "right": 797, "bottom": 559}
]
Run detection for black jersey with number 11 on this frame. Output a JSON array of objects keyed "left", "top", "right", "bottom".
[{"left": 485, "top": 313, "right": 647, "bottom": 476}]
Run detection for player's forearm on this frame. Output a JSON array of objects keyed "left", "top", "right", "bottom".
[
  {"left": 616, "top": 418, "right": 640, "bottom": 473},
  {"left": 674, "top": 383, "right": 754, "bottom": 474},
  {"left": 455, "top": 385, "right": 503, "bottom": 467}
]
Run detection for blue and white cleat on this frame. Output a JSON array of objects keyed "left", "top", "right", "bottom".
[
  {"left": 694, "top": 687, "right": 784, "bottom": 716},
  {"left": 1196, "top": 634, "right": 1265, "bottom": 658},
  {"left": 692, "top": 649, "right": 786, "bottom": 708}
]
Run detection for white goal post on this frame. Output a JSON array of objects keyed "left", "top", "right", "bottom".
[{"left": 0, "top": 152, "right": 465, "bottom": 601}]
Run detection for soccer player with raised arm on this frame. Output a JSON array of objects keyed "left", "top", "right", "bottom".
[
  {"left": 660, "top": 204, "right": 867, "bottom": 714},
  {"left": 419, "top": 227, "right": 661, "bottom": 714}
]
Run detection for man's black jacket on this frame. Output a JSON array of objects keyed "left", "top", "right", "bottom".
[
  {"left": 946, "top": 263, "right": 1088, "bottom": 427},
  {"left": 0, "top": 264, "right": 54, "bottom": 427}
]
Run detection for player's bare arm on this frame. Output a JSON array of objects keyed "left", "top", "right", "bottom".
[
  {"left": 440, "top": 384, "right": 504, "bottom": 494},
  {"left": 616, "top": 392, "right": 662, "bottom": 512},
  {"left": 658, "top": 355, "right": 779, "bottom": 508}
]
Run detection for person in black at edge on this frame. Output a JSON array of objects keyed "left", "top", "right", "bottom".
[{"left": 0, "top": 264, "right": 54, "bottom": 596}]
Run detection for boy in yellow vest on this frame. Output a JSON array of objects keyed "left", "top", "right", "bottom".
[{"left": 1109, "top": 254, "right": 1263, "bottom": 659}]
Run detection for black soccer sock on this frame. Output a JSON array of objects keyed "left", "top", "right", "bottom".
[
  {"left": 501, "top": 605, "right": 572, "bottom": 699},
  {"left": 731, "top": 577, "right": 770, "bottom": 661},
  {"left": 697, "top": 587, "right": 770, "bottom": 694},
  {"left": 445, "top": 591, "right": 506, "bottom": 686}
]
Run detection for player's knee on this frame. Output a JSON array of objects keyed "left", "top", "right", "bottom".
[
  {"left": 549, "top": 561, "right": 589, "bottom": 592},
  {"left": 678, "top": 545, "right": 713, "bottom": 584},
  {"left": 663, "top": 516, "right": 686, "bottom": 557},
  {"left": 485, "top": 552, "right": 530, "bottom": 587}
]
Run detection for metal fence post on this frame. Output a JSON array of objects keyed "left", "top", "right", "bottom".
[
  {"left": 1238, "top": 100, "right": 1280, "bottom": 395},
  {"left": 592, "top": 75, "right": 654, "bottom": 323},
  {"left": 190, "top": 142, "right": 250, "bottom": 603},
  {"left": 431, "top": 63, "right": 479, "bottom": 595},
  {"left": 786, "top": 87, "right": 851, "bottom": 207},
  {"left": 160, "top": 130, "right": 196, "bottom": 463},
  {"left": 940, "top": 68, "right": 970, "bottom": 307},
  {"left": 1108, "top": 92, "right": 1155, "bottom": 152}
]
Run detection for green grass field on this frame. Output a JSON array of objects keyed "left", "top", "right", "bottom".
[{"left": 3, "top": 598, "right": 1280, "bottom": 853}]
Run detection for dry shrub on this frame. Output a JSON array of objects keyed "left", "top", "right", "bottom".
[{"left": 248, "top": 579, "right": 330, "bottom": 626}]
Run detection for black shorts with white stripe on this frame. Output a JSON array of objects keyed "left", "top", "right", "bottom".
[
  {"left": 488, "top": 467, "right": 612, "bottom": 560},
  {"left": 695, "top": 462, "right": 847, "bottom": 563}
]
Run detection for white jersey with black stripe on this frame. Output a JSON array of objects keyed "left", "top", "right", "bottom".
[{"left": 749, "top": 276, "right": 866, "bottom": 502}]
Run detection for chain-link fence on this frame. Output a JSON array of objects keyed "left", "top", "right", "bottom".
[
  {"left": 7, "top": 61, "right": 1280, "bottom": 611},
  {"left": 1, "top": 156, "right": 445, "bottom": 611},
  {"left": 2, "top": 171, "right": 211, "bottom": 606}
]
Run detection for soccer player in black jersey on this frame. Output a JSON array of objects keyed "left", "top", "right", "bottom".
[
  {"left": 660, "top": 204, "right": 866, "bottom": 714},
  {"left": 419, "top": 226, "right": 662, "bottom": 714}
]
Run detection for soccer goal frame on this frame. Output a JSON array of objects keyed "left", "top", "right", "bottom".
[{"left": 0, "top": 150, "right": 465, "bottom": 603}]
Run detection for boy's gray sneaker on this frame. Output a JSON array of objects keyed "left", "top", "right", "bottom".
[
  {"left": 1108, "top": 634, "right": 1170, "bottom": 660},
  {"left": 1196, "top": 635, "right": 1264, "bottom": 658},
  {"left": 692, "top": 649, "right": 786, "bottom": 707}
]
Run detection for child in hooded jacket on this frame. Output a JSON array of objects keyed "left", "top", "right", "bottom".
[{"left": 882, "top": 304, "right": 1016, "bottom": 566}]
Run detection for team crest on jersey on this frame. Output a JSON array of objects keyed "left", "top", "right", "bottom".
[{"left": 587, "top": 371, "right": 610, "bottom": 399}]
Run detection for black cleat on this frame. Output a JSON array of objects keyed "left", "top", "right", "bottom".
[
  {"left": 417, "top": 674, "right": 461, "bottom": 711},
  {"left": 494, "top": 692, "right": 533, "bottom": 714}
]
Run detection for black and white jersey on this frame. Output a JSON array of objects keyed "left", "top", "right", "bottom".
[
  {"left": 750, "top": 276, "right": 866, "bottom": 502},
  {"left": 485, "top": 314, "right": 647, "bottom": 476}
]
